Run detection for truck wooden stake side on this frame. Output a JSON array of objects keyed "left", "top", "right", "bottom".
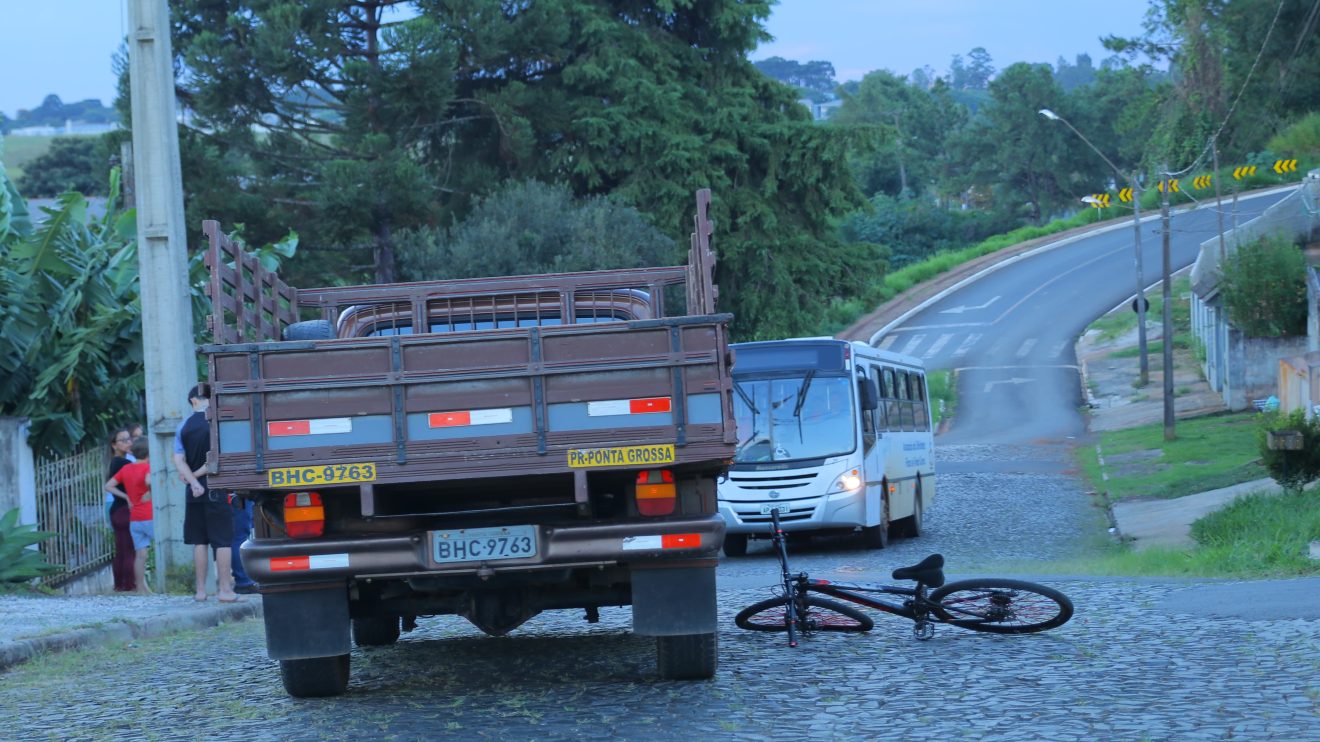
[{"left": 201, "top": 190, "right": 734, "bottom": 697}]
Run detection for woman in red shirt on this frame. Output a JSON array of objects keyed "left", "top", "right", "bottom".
[{"left": 104, "top": 437, "right": 154, "bottom": 595}]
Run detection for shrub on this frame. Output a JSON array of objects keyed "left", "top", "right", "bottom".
[
  {"left": 1257, "top": 409, "right": 1320, "bottom": 493},
  {"left": 0, "top": 508, "right": 59, "bottom": 585},
  {"left": 1219, "top": 233, "right": 1308, "bottom": 337}
]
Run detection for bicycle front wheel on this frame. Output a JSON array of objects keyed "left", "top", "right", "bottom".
[
  {"left": 929, "top": 578, "right": 1073, "bottom": 634},
  {"left": 735, "top": 596, "right": 874, "bottom": 633}
]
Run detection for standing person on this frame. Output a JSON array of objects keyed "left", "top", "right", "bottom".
[
  {"left": 230, "top": 492, "right": 257, "bottom": 594},
  {"left": 172, "top": 383, "right": 240, "bottom": 603},
  {"left": 104, "top": 437, "right": 154, "bottom": 595},
  {"left": 104, "top": 428, "right": 136, "bottom": 592}
]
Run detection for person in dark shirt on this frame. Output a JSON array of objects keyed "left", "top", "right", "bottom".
[
  {"left": 105, "top": 427, "right": 135, "bottom": 592},
  {"left": 172, "top": 383, "right": 240, "bottom": 603}
]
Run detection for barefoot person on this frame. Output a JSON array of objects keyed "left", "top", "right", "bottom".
[{"left": 172, "top": 383, "right": 240, "bottom": 603}]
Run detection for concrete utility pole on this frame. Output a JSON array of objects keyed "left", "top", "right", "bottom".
[
  {"left": 1159, "top": 167, "right": 1176, "bottom": 442},
  {"left": 128, "top": 0, "right": 197, "bottom": 588}
]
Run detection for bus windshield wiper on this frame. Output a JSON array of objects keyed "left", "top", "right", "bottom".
[
  {"left": 733, "top": 381, "right": 758, "bottom": 414},
  {"left": 791, "top": 369, "right": 816, "bottom": 441}
]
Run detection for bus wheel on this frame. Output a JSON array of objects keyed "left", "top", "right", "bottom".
[
  {"left": 863, "top": 493, "right": 889, "bottom": 549},
  {"left": 904, "top": 483, "right": 924, "bottom": 538},
  {"left": 722, "top": 533, "right": 748, "bottom": 557}
]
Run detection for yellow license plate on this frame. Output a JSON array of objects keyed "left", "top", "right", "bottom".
[
  {"left": 567, "top": 444, "right": 675, "bottom": 468},
  {"left": 267, "top": 462, "right": 377, "bottom": 488}
]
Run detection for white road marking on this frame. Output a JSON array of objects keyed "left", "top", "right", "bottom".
[
  {"left": 952, "top": 333, "right": 982, "bottom": 358},
  {"left": 1049, "top": 341, "right": 1069, "bottom": 358},
  {"left": 899, "top": 334, "right": 925, "bottom": 356},
  {"left": 1016, "top": 339, "right": 1038, "bottom": 358},
  {"left": 877, "top": 335, "right": 898, "bottom": 350},
  {"left": 939, "top": 296, "right": 1001, "bottom": 315},
  {"left": 983, "top": 377, "right": 1036, "bottom": 393},
  {"left": 923, "top": 334, "right": 954, "bottom": 359}
]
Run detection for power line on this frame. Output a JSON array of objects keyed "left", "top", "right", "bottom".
[{"left": 1167, "top": 0, "right": 1287, "bottom": 177}]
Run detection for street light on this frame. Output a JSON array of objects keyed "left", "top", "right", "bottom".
[{"left": 1039, "top": 108, "right": 1150, "bottom": 388}]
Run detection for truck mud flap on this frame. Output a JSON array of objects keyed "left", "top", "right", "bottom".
[
  {"left": 630, "top": 566, "right": 716, "bottom": 637},
  {"left": 262, "top": 586, "right": 351, "bottom": 660}
]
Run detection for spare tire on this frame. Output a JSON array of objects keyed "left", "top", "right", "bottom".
[{"left": 282, "top": 320, "right": 335, "bottom": 341}]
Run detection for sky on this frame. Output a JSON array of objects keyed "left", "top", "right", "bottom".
[{"left": 0, "top": 0, "right": 1154, "bottom": 119}]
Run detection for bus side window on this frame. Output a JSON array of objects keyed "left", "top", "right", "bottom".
[
  {"left": 914, "top": 373, "right": 929, "bottom": 431},
  {"left": 897, "top": 371, "right": 914, "bottom": 431},
  {"left": 872, "top": 367, "right": 889, "bottom": 430},
  {"left": 883, "top": 368, "right": 899, "bottom": 433},
  {"left": 856, "top": 369, "right": 876, "bottom": 438}
]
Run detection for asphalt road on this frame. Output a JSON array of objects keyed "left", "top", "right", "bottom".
[{"left": 874, "top": 189, "right": 1293, "bottom": 446}]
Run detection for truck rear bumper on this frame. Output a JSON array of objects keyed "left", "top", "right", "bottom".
[{"left": 243, "top": 515, "right": 725, "bottom": 586}]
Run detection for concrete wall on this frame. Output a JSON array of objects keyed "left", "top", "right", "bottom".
[
  {"left": 0, "top": 417, "right": 37, "bottom": 525},
  {"left": 1191, "top": 171, "right": 1320, "bottom": 409}
]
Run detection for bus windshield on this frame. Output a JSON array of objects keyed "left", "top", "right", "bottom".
[{"left": 732, "top": 375, "right": 855, "bottom": 463}]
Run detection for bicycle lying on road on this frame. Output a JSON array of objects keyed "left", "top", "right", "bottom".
[{"left": 734, "top": 511, "right": 1074, "bottom": 647}]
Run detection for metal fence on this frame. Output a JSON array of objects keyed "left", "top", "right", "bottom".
[{"left": 34, "top": 446, "right": 114, "bottom": 586}]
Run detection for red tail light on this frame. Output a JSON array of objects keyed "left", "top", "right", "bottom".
[
  {"left": 284, "top": 491, "right": 324, "bottom": 538},
  {"left": 635, "top": 469, "right": 676, "bottom": 516}
]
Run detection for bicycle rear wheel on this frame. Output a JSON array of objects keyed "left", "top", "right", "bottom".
[
  {"left": 735, "top": 596, "right": 874, "bottom": 633},
  {"left": 929, "top": 578, "right": 1073, "bottom": 634}
]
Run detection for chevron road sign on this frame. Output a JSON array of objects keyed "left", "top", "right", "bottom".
[
  {"left": 1233, "top": 165, "right": 1257, "bottom": 179},
  {"left": 1084, "top": 193, "right": 1112, "bottom": 208},
  {"left": 1118, "top": 187, "right": 1133, "bottom": 203},
  {"left": 1192, "top": 175, "right": 1212, "bottom": 189},
  {"left": 1157, "top": 179, "right": 1181, "bottom": 193},
  {"left": 1272, "top": 158, "right": 1298, "bottom": 174}
]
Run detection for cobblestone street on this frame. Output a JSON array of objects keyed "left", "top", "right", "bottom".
[{"left": 4, "top": 444, "right": 1318, "bottom": 741}]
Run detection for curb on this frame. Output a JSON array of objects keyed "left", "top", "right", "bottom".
[{"left": 0, "top": 601, "right": 262, "bottom": 672}]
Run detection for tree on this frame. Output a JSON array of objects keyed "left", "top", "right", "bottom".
[
  {"left": 753, "top": 56, "right": 838, "bottom": 101},
  {"left": 165, "top": 0, "right": 872, "bottom": 340},
  {"left": 1102, "top": 0, "right": 1320, "bottom": 162},
  {"left": 951, "top": 63, "right": 1073, "bottom": 223},
  {"left": 950, "top": 47, "right": 995, "bottom": 90},
  {"left": 829, "top": 70, "right": 966, "bottom": 199},
  {"left": 1054, "top": 53, "right": 1097, "bottom": 91},
  {"left": 1257, "top": 408, "right": 1320, "bottom": 493},
  {"left": 1219, "top": 233, "right": 1308, "bottom": 338},
  {"left": 171, "top": 0, "right": 454, "bottom": 284},
  {"left": 16, "top": 137, "right": 111, "bottom": 197},
  {"left": 395, "top": 180, "right": 676, "bottom": 280}
]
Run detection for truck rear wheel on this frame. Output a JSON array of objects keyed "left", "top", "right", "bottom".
[
  {"left": 280, "top": 654, "right": 350, "bottom": 697},
  {"left": 352, "top": 615, "right": 401, "bottom": 647},
  {"left": 722, "top": 534, "right": 748, "bottom": 557},
  {"left": 656, "top": 632, "right": 717, "bottom": 680}
]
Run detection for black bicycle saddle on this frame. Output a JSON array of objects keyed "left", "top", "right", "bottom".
[{"left": 891, "top": 553, "right": 945, "bottom": 588}]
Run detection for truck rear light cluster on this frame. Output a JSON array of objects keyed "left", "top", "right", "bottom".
[
  {"left": 635, "top": 469, "right": 676, "bottom": 516},
  {"left": 284, "top": 491, "right": 325, "bottom": 538}
]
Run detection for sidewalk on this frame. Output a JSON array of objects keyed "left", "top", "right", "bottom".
[
  {"left": 1074, "top": 287, "right": 1287, "bottom": 551},
  {"left": 0, "top": 591, "right": 260, "bottom": 671}
]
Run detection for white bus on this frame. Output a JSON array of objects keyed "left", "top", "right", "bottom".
[{"left": 717, "top": 338, "right": 936, "bottom": 556}]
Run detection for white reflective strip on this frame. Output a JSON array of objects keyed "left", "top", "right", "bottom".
[
  {"left": 588, "top": 400, "right": 632, "bottom": 417},
  {"left": 309, "top": 418, "right": 352, "bottom": 435},
  {"left": 621, "top": 535, "right": 663, "bottom": 551},
  {"left": 469, "top": 408, "right": 514, "bottom": 425},
  {"left": 308, "top": 554, "right": 350, "bottom": 570}
]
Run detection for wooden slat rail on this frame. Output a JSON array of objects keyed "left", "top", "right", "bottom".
[{"left": 203, "top": 220, "right": 299, "bottom": 345}]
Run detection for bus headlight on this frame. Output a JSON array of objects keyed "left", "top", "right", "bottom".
[{"left": 828, "top": 468, "right": 863, "bottom": 494}]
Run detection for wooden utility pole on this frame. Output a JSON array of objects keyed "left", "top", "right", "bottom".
[
  {"left": 128, "top": 0, "right": 197, "bottom": 587},
  {"left": 1160, "top": 168, "right": 1176, "bottom": 442}
]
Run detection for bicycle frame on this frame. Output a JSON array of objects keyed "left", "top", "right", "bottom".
[{"left": 768, "top": 510, "right": 942, "bottom": 640}]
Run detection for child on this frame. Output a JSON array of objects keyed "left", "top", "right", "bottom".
[{"left": 104, "top": 437, "right": 154, "bottom": 595}]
